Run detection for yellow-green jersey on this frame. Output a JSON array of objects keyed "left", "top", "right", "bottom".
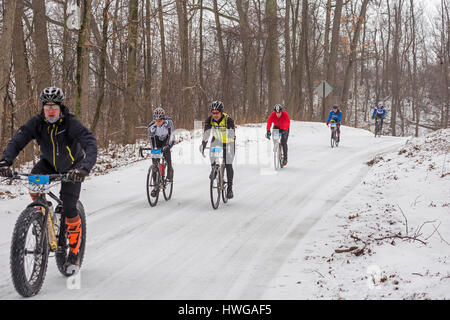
[{"left": 202, "top": 113, "right": 236, "bottom": 144}]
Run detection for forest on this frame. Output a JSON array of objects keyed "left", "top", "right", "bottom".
[{"left": 0, "top": 0, "right": 448, "bottom": 157}]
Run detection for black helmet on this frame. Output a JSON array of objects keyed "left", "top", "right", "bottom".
[
  {"left": 152, "top": 107, "right": 166, "bottom": 120},
  {"left": 210, "top": 101, "right": 224, "bottom": 112},
  {"left": 39, "top": 87, "right": 65, "bottom": 106},
  {"left": 274, "top": 104, "right": 283, "bottom": 112},
  {"left": 332, "top": 105, "right": 339, "bottom": 110}
]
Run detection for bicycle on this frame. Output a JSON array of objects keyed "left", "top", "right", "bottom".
[
  {"left": 7, "top": 172, "right": 86, "bottom": 297},
  {"left": 329, "top": 120, "right": 339, "bottom": 148},
  {"left": 374, "top": 117, "right": 382, "bottom": 138},
  {"left": 272, "top": 131, "right": 284, "bottom": 170},
  {"left": 204, "top": 146, "right": 228, "bottom": 210},
  {"left": 140, "top": 147, "right": 173, "bottom": 207}
]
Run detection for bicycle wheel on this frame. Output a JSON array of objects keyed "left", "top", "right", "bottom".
[
  {"left": 279, "top": 144, "right": 284, "bottom": 168},
  {"left": 10, "top": 207, "right": 49, "bottom": 297},
  {"left": 163, "top": 166, "right": 173, "bottom": 201},
  {"left": 55, "top": 201, "right": 87, "bottom": 277},
  {"left": 146, "top": 165, "right": 160, "bottom": 207},
  {"left": 274, "top": 143, "right": 280, "bottom": 170},
  {"left": 331, "top": 130, "right": 336, "bottom": 148},
  {"left": 210, "top": 166, "right": 221, "bottom": 209},
  {"left": 221, "top": 165, "right": 228, "bottom": 203}
]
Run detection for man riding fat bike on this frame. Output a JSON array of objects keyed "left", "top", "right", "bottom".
[{"left": 0, "top": 86, "right": 97, "bottom": 273}]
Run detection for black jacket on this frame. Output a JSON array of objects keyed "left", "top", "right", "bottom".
[{"left": 2, "top": 105, "right": 97, "bottom": 173}]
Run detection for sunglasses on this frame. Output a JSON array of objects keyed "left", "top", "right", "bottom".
[
  {"left": 211, "top": 111, "right": 221, "bottom": 115},
  {"left": 43, "top": 104, "right": 60, "bottom": 110}
]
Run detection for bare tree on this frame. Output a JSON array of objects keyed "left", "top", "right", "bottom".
[{"left": 265, "top": 0, "right": 283, "bottom": 112}]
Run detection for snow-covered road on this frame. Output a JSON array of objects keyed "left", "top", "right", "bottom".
[{"left": 0, "top": 122, "right": 406, "bottom": 299}]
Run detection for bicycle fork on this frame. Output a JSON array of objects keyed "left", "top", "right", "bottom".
[{"left": 29, "top": 202, "right": 58, "bottom": 251}]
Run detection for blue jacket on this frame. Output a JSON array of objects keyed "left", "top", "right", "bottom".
[
  {"left": 328, "top": 110, "right": 342, "bottom": 123},
  {"left": 372, "top": 106, "right": 386, "bottom": 118}
]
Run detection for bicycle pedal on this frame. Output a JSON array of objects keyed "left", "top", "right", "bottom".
[{"left": 65, "top": 264, "right": 80, "bottom": 275}]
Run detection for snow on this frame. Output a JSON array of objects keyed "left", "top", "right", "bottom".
[
  {"left": 0, "top": 121, "right": 448, "bottom": 299},
  {"left": 263, "top": 128, "right": 450, "bottom": 300}
]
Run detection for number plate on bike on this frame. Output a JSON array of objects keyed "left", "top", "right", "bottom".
[
  {"left": 273, "top": 133, "right": 282, "bottom": 140},
  {"left": 211, "top": 147, "right": 223, "bottom": 153},
  {"left": 28, "top": 175, "right": 50, "bottom": 185},
  {"left": 211, "top": 147, "right": 223, "bottom": 159},
  {"left": 150, "top": 149, "right": 163, "bottom": 158},
  {"left": 330, "top": 123, "right": 337, "bottom": 127}
]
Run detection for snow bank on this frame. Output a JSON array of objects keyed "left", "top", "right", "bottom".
[{"left": 264, "top": 129, "right": 450, "bottom": 300}]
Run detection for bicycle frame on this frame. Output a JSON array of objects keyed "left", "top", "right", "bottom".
[
  {"left": 12, "top": 173, "right": 66, "bottom": 251},
  {"left": 329, "top": 121, "right": 338, "bottom": 147},
  {"left": 375, "top": 118, "right": 382, "bottom": 136},
  {"left": 272, "top": 132, "right": 283, "bottom": 169},
  {"left": 272, "top": 132, "right": 282, "bottom": 151}
]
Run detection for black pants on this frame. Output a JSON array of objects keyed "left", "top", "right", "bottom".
[
  {"left": 210, "top": 141, "right": 235, "bottom": 186},
  {"left": 273, "top": 127, "right": 289, "bottom": 159},
  {"left": 375, "top": 116, "right": 384, "bottom": 129},
  {"left": 31, "top": 159, "right": 81, "bottom": 219}
]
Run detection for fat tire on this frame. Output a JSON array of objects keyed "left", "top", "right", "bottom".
[{"left": 10, "top": 207, "right": 49, "bottom": 297}]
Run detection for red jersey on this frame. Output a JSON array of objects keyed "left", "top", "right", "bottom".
[{"left": 266, "top": 111, "right": 290, "bottom": 131}]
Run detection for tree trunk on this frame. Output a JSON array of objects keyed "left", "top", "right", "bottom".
[
  {"left": 175, "top": 0, "right": 191, "bottom": 128},
  {"left": 284, "top": 0, "right": 291, "bottom": 105},
  {"left": 236, "top": 0, "right": 258, "bottom": 122},
  {"left": 13, "top": 0, "right": 33, "bottom": 121},
  {"left": 75, "top": 0, "right": 92, "bottom": 121},
  {"left": 123, "top": 0, "right": 138, "bottom": 144},
  {"left": 213, "top": 0, "right": 228, "bottom": 105},
  {"left": 0, "top": 0, "right": 17, "bottom": 148},
  {"left": 391, "top": 0, "right": 403, "bottom": 136},
  {"left": 198, "top": 0, "right": 206, "bottom": 119},
  {"left": 265, "top": 0, "right": 283, "bottom": 112},
  {"left": 340, "top": 0, "right": 370, "bottom": 122},
  {"left": 158, "top": 0, "right": 168, "bottom": 109},
  {"left": 324, "top": 0, "right": 344, "bottom": 121},
  {"left": 144, "top": 0, "right": 153, "bottom": 124},
  {"left": 91, "top": 0, "right": 111, "bottom": 132},
  {"left": 32, "top": 0, "right": 52, "bottom": 95}
]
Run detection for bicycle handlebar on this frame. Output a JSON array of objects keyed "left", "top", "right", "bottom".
[{"left": 11, "top": 172, "right": 70, "bottom": 183}]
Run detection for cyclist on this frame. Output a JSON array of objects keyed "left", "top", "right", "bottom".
[
  {"left": 327, "top": 105, "right": 342, "bottom": 142},
  {"left": 148, "top": 107, "right": 175, "bottom": 196},
  {"left": 372, "top": 104, "right": 386, "bottom": 133},
  {"left": 266, "top": 104, "right": 290, "bottom": 166},
  {"left": 199, "top": 101, "right": 236, "bottom": 199},
  {"left": 0, "top": 86, "right": 97, "bottom": 273}
]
